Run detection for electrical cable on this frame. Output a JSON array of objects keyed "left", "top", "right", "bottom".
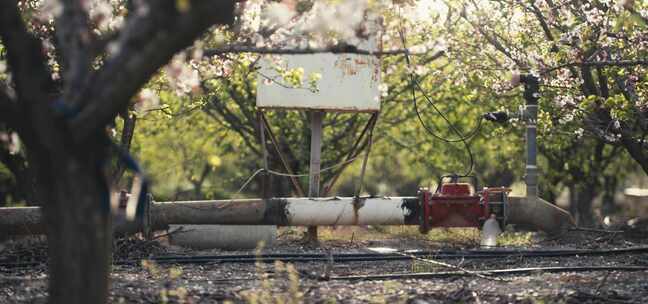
[
  {"left": 397, "top": 21, "right": 478, "bottom": 176},
  {"left": 233, "top": 156, "right": 363, "bottom": 195}
]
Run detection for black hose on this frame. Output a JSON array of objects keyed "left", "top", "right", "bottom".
[
  {"left": 329, "top": 266, "right": 648, "bottom": 281},
  {"left": 3, "top": 246, "right": 648, "bottom": 268},
  {"left": 118, "top": 245, "right": 648, "bottom": 265}
]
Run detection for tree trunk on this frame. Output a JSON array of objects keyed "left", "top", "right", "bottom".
[
  {"left": 621, "top": 136, "right": 648, "bottom": 176},
  {"left": 33, "top": 139, "right": 112, "bottom": 304},
  {"left": 111, "top": 113, "right": 137, "bottom": 188},
  {"left": 601, "top": 175, "right": 619, "bottom": 216},
  {"left": 570, "top": 184, "right": 597, "bottom": 227},
  {"left": 0, "top": 149, "right": 37, "bottom": 205}
]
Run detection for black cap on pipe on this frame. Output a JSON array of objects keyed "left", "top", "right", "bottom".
[{"left": 520, "top": 75, "right": 539, "bottom": 105}]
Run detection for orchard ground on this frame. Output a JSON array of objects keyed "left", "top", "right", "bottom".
[{"left": 2, "top": 226, "right": 648, "bottom": 304}]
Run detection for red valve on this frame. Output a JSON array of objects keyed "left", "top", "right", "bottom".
[{"left": 418, "top": 176, "right": 509, "bottom": 234}]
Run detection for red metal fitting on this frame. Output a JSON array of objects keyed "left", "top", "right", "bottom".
[{"left": 418, "top": 176, "right": 510, "bottom": 234}]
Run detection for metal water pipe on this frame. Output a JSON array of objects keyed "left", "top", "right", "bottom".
[
  {"left": 0, "top": 195, "right": 573, "bottom": 238},
  {"left": 520, "top": 74, "right": 539, "bottom": 202}
]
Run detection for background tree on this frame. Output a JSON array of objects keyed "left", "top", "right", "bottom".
[
  {"left": 435, "top": 0, "right": 647, "bottom": 225},
  {"left": 1, "top": 1, "right": 647, "bottom": 302}
]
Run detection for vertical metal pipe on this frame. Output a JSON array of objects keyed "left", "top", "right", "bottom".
[
  {"left": 522, "top": 75, "right": 539, "bottom": 200},
  {"left": 307, "top": 111, "right": 324, "bottom": 240},
  {"left": 308, "top": 111, "right": 323, "bottom": 197}
]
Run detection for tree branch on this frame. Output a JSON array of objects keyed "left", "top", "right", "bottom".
[
  {"left": 0, "top": 1, "right": 55, "bottom": 105},
  {"left": 70, "top": 0, "right": 236, "bottom": 141},
  {"left": 203, "top": 45, "right": 443, "bottom": 57},
  {"left": 627, "top": 7, "right": 648, "bottom": 25},
  {"left": 544, "top": 59, "right": 648, "bottom": 73},
  {"left": 527, "top": 2, "right": 555, "bottom": 42},
  {"left": 0, "top": 89, "right": 19, "bottom": 128},
  {"left": 56, "top": 0, "right": 93, "bottom": 103},
  {"left": 111, "top": 113, "right": 137, "bottom": 187},
  {"left": 464, "top": 19, "right": 523, "bottom": 67}
]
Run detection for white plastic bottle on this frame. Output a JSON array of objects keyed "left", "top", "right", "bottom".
[{"left": 480, "top": 214, "right": 502, "bottom": 248}]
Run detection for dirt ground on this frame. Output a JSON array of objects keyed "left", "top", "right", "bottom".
[{"left": 2, "top": 226, "right": 648, "bottom": 303}]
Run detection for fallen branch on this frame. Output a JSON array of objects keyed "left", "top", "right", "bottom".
[
  {"left": 395, "top": 252, "right": 507, "bottom": 281},
  {"left": 569, "top": 227, "right": 625, "bottom": 233}
]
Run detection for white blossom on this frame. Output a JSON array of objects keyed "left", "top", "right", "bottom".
[
  {"left": 135, "top": 88, "right": 160, "bottom": 115},
  {"left": 106, "top": 41, "right": 121, "bottom": 57},
  {"left": 165, "top": 55, "right": 201, "bottom": 96},
  {"left": 263, "top": 2, "right": 296, "bottom": 27},
  {"left": 39, "top": 0, "right": 63, "bottom": 21},
  {"left": 378, "top": 83, "right": 389, "bottom": 97},
  {"left": 558, "top": 113, "right": 574, "bottom": 124},
  {"left": 613, "top": 120, "right": 621, "bottom": 130},
  {"left": 89, "top": 1, "right": 115, "bottom": 31}
]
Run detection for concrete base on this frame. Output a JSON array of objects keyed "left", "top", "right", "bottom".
[{"left": 168, "top": 225, "right": 276, "bottom": 250}]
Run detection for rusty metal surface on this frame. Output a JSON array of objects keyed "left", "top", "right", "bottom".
[
  {"left": 256, "top": 52, "right": 381, "bottom": 112},
  {"left": 506, "top": 196, "right": 574, "bottom": 235},
  {"left": 151, "top": 199, "right": 268, "bottom": 229},
  {"left": 256, "top": 16, "right": 381, "bottom": 113},
  {"left": 400, "top": 197, "right": 421, "bottom": 225},
  {"left": 263, "top": 199, "right": 290, "bottom": 226}
]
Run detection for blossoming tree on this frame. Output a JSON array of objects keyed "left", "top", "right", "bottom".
[{"left": 0, "top": 1, "right": 236, "bottom": 303}]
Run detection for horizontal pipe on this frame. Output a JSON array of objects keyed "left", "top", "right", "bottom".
[
  {"left": 151, "top": 199, "right": 270, "bottom": 229},
  {"left": 0, "top": 207, "right": 44, "bottom": 236},
  {"left": 0, "top": 207, "right": 144, "bottom": 237},
  {"left": 507, "top": 196, "right": 574, "bottom": 234},
  {"left": 151, "top": 197, "right": 421, "bottom": 229},
  {"left": 0, "top": 195, "right": 573, "bottom": 236}
]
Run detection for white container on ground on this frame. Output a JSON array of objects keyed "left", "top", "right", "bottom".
[{"left": 168, "top": 225, "right": 276, "bottom": 250}]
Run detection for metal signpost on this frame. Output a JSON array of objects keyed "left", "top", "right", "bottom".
[{"left": 256, "top": 18, "right": 381, "bottom": 242}]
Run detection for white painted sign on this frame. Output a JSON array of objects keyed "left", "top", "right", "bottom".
[{"left": 256, "top": 18, "right": 381, "bottom": 112}]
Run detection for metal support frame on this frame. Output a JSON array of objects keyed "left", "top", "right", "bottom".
[
  {"left": 354, "top": 113, "right": 378, "bottom": 199},
  {"left": 306, "top": 111, "right": 324, "bottom": 242},
  {"left": 258, "top": 110, "right": 379, "bottom": 242},
  {"left": 260, "top": 113, "right": 305, "bottom": 197},
  {"left": 322, "top": 113, "right": 378, "bottom": 196}
]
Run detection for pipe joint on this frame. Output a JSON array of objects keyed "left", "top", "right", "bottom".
[{"left": 525, "top": 166, "right": 539, "bottom": 186}]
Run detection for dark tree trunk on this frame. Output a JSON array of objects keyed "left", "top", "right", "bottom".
[
  {"left": 30, "top": 128, "right": 112, "bottom": 304},
  {"left": 0, "top": 149, "right": 37, "bottom": 205},
  {"left": 43, "top": 172, "right": 111, "bottom": 304},
  {"left": 621, "top": 136, "right": 648, "bottom": 176},
  {"left": 111, "top": 113, "right": 137, "bottom": 188},
  {"left": 601, "top": 175, "right": 619, "bottom": 216},
  {"left": 191, "top": 164, "right": 211, "bottom": 199},
  {"left": 570, "top": 183, "right": 597, "bottom": 227}
]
